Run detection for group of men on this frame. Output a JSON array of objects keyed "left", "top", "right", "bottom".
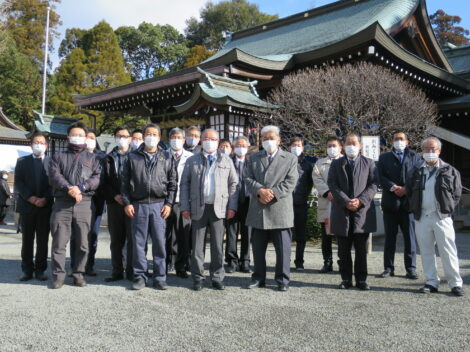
[{"left": 13, "top": 121, "right": 464, "bottom": 296}]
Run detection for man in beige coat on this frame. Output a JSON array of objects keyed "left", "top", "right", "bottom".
[{"left": 312, "top": 136, "right": 343, "bottom": 273}]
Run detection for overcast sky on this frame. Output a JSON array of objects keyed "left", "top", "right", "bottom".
[{"left": 50, "top": 0, "right": 470, "bottom": 68}]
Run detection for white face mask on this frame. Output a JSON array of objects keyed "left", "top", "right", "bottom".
[
  {"left": 202, "top": 140, "right": 218, "bottom": 153},
  {"left": 186, "top": 137, "right": 200, "bottom": 148},
  {"left": 262, "top": 140, "right": 278, "bottom": 154},
  {"left": 131, "top": 140, "right": 142, "bottom": 149},
  {"left": 290, "top": 146, "right": 303, "bottom": 157},
  {"left": 393, "top": 140, "right": 407, "bottom": 152},
  {"left": 345, "top": 145, "right": 360, "bottom": 158},
  {"left": 170, "top": 138, "right": 184, "bottom": 151},
  {"left": 69, "top": 136, "right": 86, "bottom": 145},
  {"left": 234, "top": 147, "right": 248, "bottom": 157},
  {"left": 32, "top": 143, "right": 46, "bottom": 156},
  {"left": 327, "top": 146, "right": 340, "bottom": 158},
  {"left": 423, "top": 153, "right": 439, "bottom": 163},
  {"left": 115, "top": 137, "right": 129, "bottom": 149},
  {"left": 220, "top": 148, "right": 232, "bottom": 155},
  {"left": 2, "top": 174, "right": 8, "bottom": 180},
  {"left": 144, "top": 136, "right": 159, "bottom": 148},
  {"left": 86, "top": 139, "right": 96, "bottom": 150}
]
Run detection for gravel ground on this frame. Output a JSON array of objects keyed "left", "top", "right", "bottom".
[{"left": 0, "top": 217, "right": 469, "bottom": 352}]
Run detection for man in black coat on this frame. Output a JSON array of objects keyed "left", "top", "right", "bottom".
[
  {"left": 0, "top": 171, "right": 12, "bottom": 224},
  {"left": 15, "top": 132, "right": 53, "bottom": 281},
  {"left": 289, "top": 137, "right": 314, "bottom": 271},
  {"left": 328, "top": 133, "right": 378, "bottom": 290},
  {"left": 377, "top": 131, "right": 421, "bottom": 279}
]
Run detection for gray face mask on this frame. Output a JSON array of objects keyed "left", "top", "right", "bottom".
[{"left": 186, "top": 137, "right": 200, "bottom": 148}]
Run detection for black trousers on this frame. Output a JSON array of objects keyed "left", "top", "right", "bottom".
[
  {"left": 252, "top": 228, "right": 292, "bottom": 285},
  {"left": 0, "top": 205, "right": 9, "bottom": 222},
  {"left": 293, "top": 203, "right": 309, "bottom": 267},
  {"left": 383, "top": 210, "right": 417, "bottom": 272},
  {"left": 337, "top": 232, "right": 369, "bottom": 282},
  {"left": 107, "top": 202, "right": 133, "bottom": 276},
  {"left": 321, "top": 223, "right": 333, "bottom": 264},
  {"left": 166, "top": 203, "right": 192, "bottom": 272},
  {"left": 224, "top": 198, "right": 250, "bottom": 268},
  {"left": 20, "top": 206, "right": 52, "bottom": 275}
]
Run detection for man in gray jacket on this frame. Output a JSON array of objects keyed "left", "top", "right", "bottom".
[
  {"left": 244, "top": 125, "right": 299, "bottom": 292},
  {"left": 328, "top": 133, "right": 377, "bottom": 291},
  {"left": 407, "top": 137, "right": 464, "bottom": 296},
  {"left": 180, "top": 128, "right": 238, "bottom": 291}
]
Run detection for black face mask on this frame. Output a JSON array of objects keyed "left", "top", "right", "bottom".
[{"left": 68, "top": 143, "right": 86, "bottom": 154}]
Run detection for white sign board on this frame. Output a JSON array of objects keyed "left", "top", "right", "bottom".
[
  {"left": 361, "top": 136, "right": 380, "bottom": 161},
  {"left": 0, "top": 144, "right": 32, "bottom": 172}
]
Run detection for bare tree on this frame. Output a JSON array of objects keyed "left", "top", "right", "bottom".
[{"left": 254, "top": 62, "right": 438, "bottom": 154}]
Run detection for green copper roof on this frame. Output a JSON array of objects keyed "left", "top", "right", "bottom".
[
  {"left": 445, "top": 44, "right": 470, "bottom": 76},
  {"left": 205, "top": 0, "right": 419, "bottom": 63},
  {"left": 174, "top": 68, "right": 278, "bottom": 113},
  {"left": 33, "top": 110, "right": 82, "bottom": 135}
]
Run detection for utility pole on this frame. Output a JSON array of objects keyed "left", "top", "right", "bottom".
[{"left": 41, "top": 4, "right": 51, "bottom": 115}]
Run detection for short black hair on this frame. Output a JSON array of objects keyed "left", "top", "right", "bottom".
[
  {"left": 142, "top": 123, "right": 161, "bottom": 136},
  {"left": 289, "top": 137, "right": 303, "bottom": 146},
  {"left": 131, "top": 128, "right": 143, "bottom": 136},
  {"left": 114, "top": 125, "right": 131, "bottom": 136},
  {"left": 67, "top": 122, "right": 88, "bottom": 135},
  {"left": 30, "top": 132, "right": 49, "bottom": 144},
  {"left": 343, "top": 133, "right": 361, "bottom": 143},
  {"left": 87, "top": 128, "right": 97, "bottom": 137},
  {"left": 392, "top": 131, "right": 408, "bottom": 139},
  {"left": 218, "top": 139, "right": 231, "bottom": 146},
  {"left": 326, "top": 136, "right": 342, "bottom": 145}
]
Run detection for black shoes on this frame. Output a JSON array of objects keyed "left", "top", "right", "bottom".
[
  {"left": 176, "top": 270, "right": 189, "bottom": 279},
  {"left": 73, "top": 278, "right": 87, "bottom": 287},
  {"left": 239, "top": 265, "right": 252, "bottom": 273},
  {"left": 19, "top": 273, "right": 33, "bottom": 282},
  {"left": 131, "top": 277, "right": 146, "bottom": 290},
  {"left": 378, "top": 270, "right": 394, "bottom": 278},
  {"left": 153, "top": 280, "right": 168, "bottom": 290},
  {"left": 105, "top": 273, "right": 124, "bottom": 282},
  {"left": 295, "top": 265, "right": 304, "bottom": 272},
  {"left": 419, "top": 284, "right": 438, "bottom": 294},
  {"left": 193, "top": 281, "right": 203, "bottom": 291},
  {"left": 52, "top": 280, "right": 64, "bottom": 289},
  {"left": 356, "top": 281, "right": 370, "bottom": 291},
  {"left": 406, "top": 271, "right": 419, "bottom": 280},
  {"left": 451, "top": 286, "right": 464, "bottom": 297},
  {"left": 85, "top": 268, "right": 97, "bottom": 277},
  {"left": 35, "top": 272, "right": 48, "bottom": 281},
  {"left": 338, "top": 280, "right": 353, "bottom": 289},
  {"left": 278, "top": 284, "right": 288, "bottom": 292},
  {"left": 212, "top": 281, "right": 225, "bottom": 290},
  {"left": 245, "top": 280, "right": 265, "bottom": 289},
  {"left": 225, "top": 265, "right": 236, "bottom": 274},
  {"left": 319, "top": 264, "right": 333, "bottom": 273}
]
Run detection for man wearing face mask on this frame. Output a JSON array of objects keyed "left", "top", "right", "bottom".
[
  {"left": 289, "top": 137, "right": 313, "bottom": 272},
  {"left": 49, "top": 122, "right": 102, "bottom": 289},
  {"left": 121, "top": 123, "right": 177, "bottom": 291},
  {"left": 327, "top": 133, "right": 377, "bottom": 291},
  {"left": 377, "top": 132, "right": 421, "bottom": 280},
  {"left": 244, "top": 125, "right": 299, "bottom": 292},
  {"left": 69, "top": 129, "right": 106, "bottom": 277},
  {"left": 407, "top": 137, "right": 464, "bottom": 296},
  {"left": 164, "top": 127, "right": 193, "bottom": 278},
  {"left": 180, "top": 129, "right": 238, "bottom": 291},
  {"left": 312, "top": 136, "right": 343, "bottom": 273},
  {"left": 184, "top": 125, "right": 202, "bottom": 153},
  {"left": 14, "top": 133, "right": 53, "bottom": 281},
  {"left": 130, "top": 129, "right": 143, "bottom": 151},
  {"left": 225, "top": 135, "right": 252, "bottom": 273},
  {"left": 103, "top": 126, "right": 133, "bottom": 282},
  {"left": 218, "top": 139, "right": 232, "bottom": 156}
]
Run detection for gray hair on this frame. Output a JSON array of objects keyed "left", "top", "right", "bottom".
[
  {"left": 186, "top": 125, "right": 201, "bottom": 134},
  {"left": 233, "top": 135, "right": 250, "bottom": 146},
  {"left": 202, "top": 128, "right": 219, "bottom": 139},
  {"left": 260, "top": 125, "right": 280, "bottom": 137},
  {"left": 169, "top": 127, "right": 185, "bottom": 138},
  {"left": 421, "top": 136, "right": 442, "bottom": 150}
]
